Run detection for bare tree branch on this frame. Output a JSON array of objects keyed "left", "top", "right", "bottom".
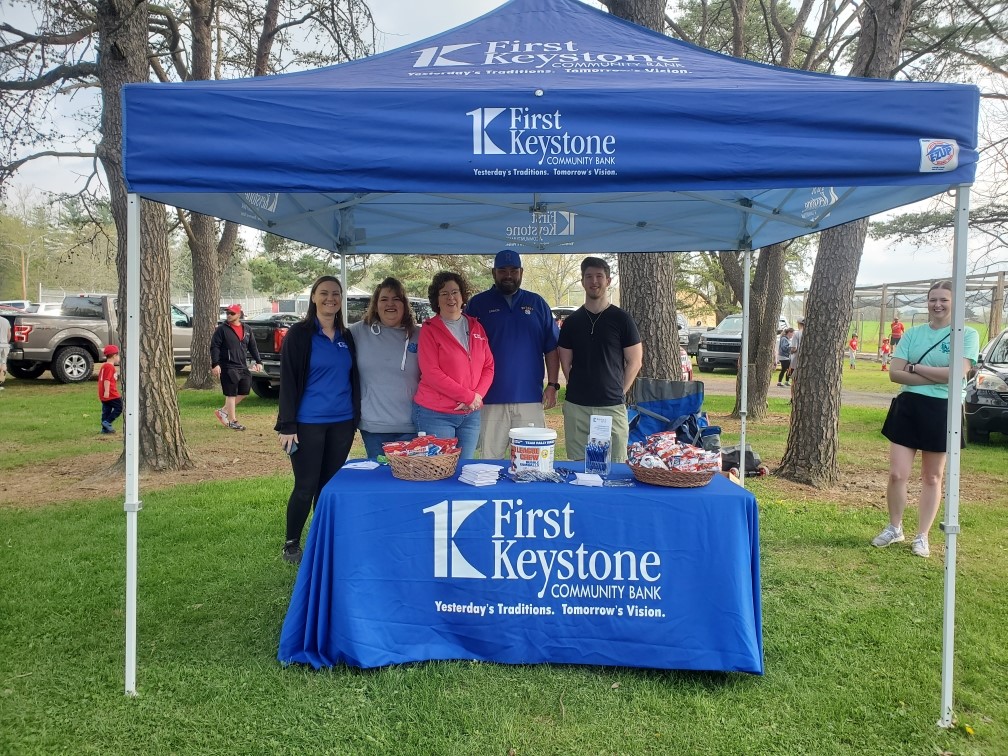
[
  {"left": 0, "top": 22, "right": 98, "bottom": 53},
  {"left": 2, "top": 149, "right": 97, "bottom": 179},
  {"left": 0, "top": 61, "right": 99, "bottom": 90}
]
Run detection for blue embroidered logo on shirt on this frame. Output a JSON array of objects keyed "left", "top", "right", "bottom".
[
  {"left": 940, "top": 343, "right": 950, "bottom": 354},
  {"left": 408, "top": 343, "right": 418, "bottom": 353},
  {"left": 337, "top": 340, "right": 348, "bottom": 349}
]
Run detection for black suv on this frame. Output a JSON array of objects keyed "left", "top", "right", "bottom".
[{"left": 965, "top": 327, "right": 1008, "bottom": 443}]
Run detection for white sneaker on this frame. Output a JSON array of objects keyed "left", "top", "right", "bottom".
[
  {"left": 911, "top": 533, "right": 930, "bottom": 558},
  {"left": 872, "top": 524, "right": 905, "bottom": 548}
]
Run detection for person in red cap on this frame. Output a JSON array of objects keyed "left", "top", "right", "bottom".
[
  {"left": 210, "top": 304, "right": 263, "bottom": 430},
  {"left": 98, "top": 344, "right": 122, "bottom": 434}
]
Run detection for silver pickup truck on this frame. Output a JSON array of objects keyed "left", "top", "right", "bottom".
[{"left": 1, "top": 295, "right": 193, "bottom": 383}]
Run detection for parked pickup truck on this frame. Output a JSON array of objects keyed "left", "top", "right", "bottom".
[
  {"left": 246, "top": 295, "right": 435, "bottom": 399},
  {"left": 696, "top": 314, "right": 790, "bottom": 372},
  {"left": 2, "top": 294, "right": 194, "bottom": 383}
]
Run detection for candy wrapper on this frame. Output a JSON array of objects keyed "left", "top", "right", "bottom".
[
  {"left": 627, "top": 434, "right": 721, "bottom": 473},
  {"left": 382, "top": 435, "right": 459, "bottom": 457}
]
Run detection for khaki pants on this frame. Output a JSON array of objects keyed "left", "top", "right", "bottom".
[
  {"left": 479, "top": 403, "right": 547, "bottom": 460},
  {"left": 562, "top": 402, "right": 629, "bottom": 462}
]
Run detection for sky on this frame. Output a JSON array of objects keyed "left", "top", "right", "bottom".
[{"left": 7, "top": 0, "right": 997, "bottom": 288}]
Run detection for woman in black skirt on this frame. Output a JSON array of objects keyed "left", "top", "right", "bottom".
[{"left": 872, "top": 281, "right": 979, "bottom": 558}]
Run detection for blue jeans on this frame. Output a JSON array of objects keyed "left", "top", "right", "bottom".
[
  {"left": 101, "top": 398, "right": 123, "bottom": 428},
  {"left": 412, "top": 404, "right": 481, "bottom": 459},
  {"left": 360, "top": 430, "right": 415, "bottom": 460}
]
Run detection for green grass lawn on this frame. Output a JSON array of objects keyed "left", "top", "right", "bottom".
[
  {"left": 1, "top": 376, "right": 1006, "bottom": 754},
  {"left": 848, "top": 320, "right": 991, "bottom": 353}
]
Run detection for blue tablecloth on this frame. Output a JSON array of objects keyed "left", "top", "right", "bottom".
[{"left": 278, "top": 462, "right": 763, "bottom": 674}]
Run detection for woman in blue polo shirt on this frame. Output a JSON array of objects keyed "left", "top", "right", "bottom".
[{"left": 275, "top": 275, "right": 360, "bottom": 565}]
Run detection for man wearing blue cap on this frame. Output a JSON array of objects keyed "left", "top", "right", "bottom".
[{"left": 466, "top": 249, "right": 561, "bottom": 459}]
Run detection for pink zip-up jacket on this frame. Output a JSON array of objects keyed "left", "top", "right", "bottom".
[{"left": 414, "top": 314, "right": 495, "bottom": 414}]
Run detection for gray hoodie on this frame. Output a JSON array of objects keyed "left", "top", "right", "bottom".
[{"left": 348, "top": 320, "right": 421, "bottom": 433}]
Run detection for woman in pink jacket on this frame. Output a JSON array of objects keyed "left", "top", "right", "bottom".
[{"left": 413, "top": 271, "right": 495, "bottom": 458}]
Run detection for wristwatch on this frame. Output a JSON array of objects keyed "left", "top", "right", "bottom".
[
  {"left": 908, "top": 363, "right": 915, "bottom": 374},
  {"left": 546, "top": 382, "right": 561, "bottom": 390}
]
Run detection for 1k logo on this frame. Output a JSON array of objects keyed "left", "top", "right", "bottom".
[
  {"left": 467, "top": 108, "right": 507, "bottom": 155},
  {"left": 557, "top": 211, "right": 576, "bottom": 235},
  {"left": 412, "top": 44, "right": 478, "bottom": 68},
  {"left": 423, "top": 499, "right": 487, "bottom": 578}
]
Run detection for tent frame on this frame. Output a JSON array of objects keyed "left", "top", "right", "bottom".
[{"left": 123, "top": 187, "right": 972, "bottom": 728}]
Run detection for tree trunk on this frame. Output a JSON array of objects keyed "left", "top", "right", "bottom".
[
  {"left": 778, "top": 220, "right": 866, "bottom": 485},
  {"left": 183, "top": 212, "right": 229, "bottom": 389},
  {"left": 619, "top": 252, "right": 682, "bottom": 387},
  {"left": 97, "top": 0, "right": 192, "bottom": 472},
  {"left": 606, "top": 1, "right": 681, "bottom": 388},
  {"left": 732, "top": 244, "right": 787, "bottom": 421},
  {"left": 604, "top": 0, "right": 665, "bottom": 29},
  {"left": 183, "top": 0, "right": 238, "bottom": 390},
  {"left": 777, "top": 0, "right": 911, "bottom": 486},
  {"left": 183, "top": 0, "right": 287, "bottom": 390}
]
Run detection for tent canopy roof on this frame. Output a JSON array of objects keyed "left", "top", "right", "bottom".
[{"left": 122, "top": 0, "right": 979, "bottom": 254}]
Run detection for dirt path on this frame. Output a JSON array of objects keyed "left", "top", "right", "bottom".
[
  {"left": 5, "top": 375, "right": 996, "bottom": 513},
  {"left": 697, "top": 373, "right": 896, "bottom": 408}
]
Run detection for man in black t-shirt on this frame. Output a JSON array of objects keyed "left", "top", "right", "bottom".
[{"left": 557, "top": 257, "right": 643, "bottom": 462}]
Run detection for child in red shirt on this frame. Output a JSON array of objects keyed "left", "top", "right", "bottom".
[
  {"left": 98, "top": 344, "right": 122, "bottom": 434},
  {"left": 880, "top": 337, "right": 891, "bottom": 371},
  {"left": 848, "top": 333, "right": 859, "bottom": 369}
]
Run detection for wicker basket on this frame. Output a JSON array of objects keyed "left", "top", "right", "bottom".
[
  {"left": 387, "top": 449, "right": 461, "bottom": 482},
  {"left": 628, "top": 464, "right": 715, "bottom": 488}
]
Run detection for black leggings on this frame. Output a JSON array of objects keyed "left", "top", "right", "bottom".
[
  {"left": 285, "top": 419, "right": 355, "bottom": 543},
  {"left": 777, "top": 360, "right": 791, "bottom": 383}
]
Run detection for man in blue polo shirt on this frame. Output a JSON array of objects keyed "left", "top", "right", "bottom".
[{"left": 466, "top": 249, "right": 561, "bottom": 460}]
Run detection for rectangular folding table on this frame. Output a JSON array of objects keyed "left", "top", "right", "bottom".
[{"left": 278, "top": 462, "right": 763, "bottom": 674}]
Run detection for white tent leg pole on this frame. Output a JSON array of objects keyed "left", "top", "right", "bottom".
[
  {"left": 125, "top": 194, "right": 143, "bottom": 696},
  {"left": 938, "top": 185, "right": 970, "bottom": 728},
  {"left": 341, "top": 254, "right": 348, "bottom": 324},
  {"left": 739, "top": 250, "right": 751, "bottom": 490}
]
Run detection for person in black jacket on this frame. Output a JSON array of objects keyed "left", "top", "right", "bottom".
[
  {"left": 210, "top": 304, "right": 263, "bottom": 431},
  {"left": 275, "top": 276, "right": 360, "bottom": 565}
]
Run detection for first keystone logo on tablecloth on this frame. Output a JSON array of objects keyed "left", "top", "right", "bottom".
[
  {"left": 423, "top": 498, "right": 662, "bottom": 599},
  {"left": 425, "top": 499, "right": 488, "bottom": 578}
]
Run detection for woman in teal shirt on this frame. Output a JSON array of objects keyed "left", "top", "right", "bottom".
[{"left": 873, "top": 280, "right": 979, "bottom": 558}]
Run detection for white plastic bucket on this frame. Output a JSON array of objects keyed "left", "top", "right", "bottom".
[{"left": 509, "top": 427, "right": 557, "bottom": 473}]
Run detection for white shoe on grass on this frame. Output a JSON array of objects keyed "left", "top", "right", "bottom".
[
  {"left": 872, "top": 524, "right": 905, "bottom": 548},
  {"left": 911, "top": 533, "right": 930, "bottom": 558}
]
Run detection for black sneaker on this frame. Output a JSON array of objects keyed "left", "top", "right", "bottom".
[
  {"left": 282, "top": 541, "right": 302, "bottom": 565},
  {"left": 228, "top": 420, "right": 246, "bottom": 431}
]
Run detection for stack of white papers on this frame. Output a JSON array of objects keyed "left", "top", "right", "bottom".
[
  {"left": 344, "top": 460, "right": 380, "bottom": 470},
  {"left": 570, "top": 473, "right": 604, "bottom": 487},
  {"left": 459, "top": 463, "right": 503, "bottom": 486}
]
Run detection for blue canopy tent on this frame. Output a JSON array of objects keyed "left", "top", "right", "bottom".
[{"left": 120, "top": 0, "right": 979, "bottom": 723}]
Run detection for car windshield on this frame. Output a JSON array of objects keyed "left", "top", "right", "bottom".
[
  {"left": 716, "top": 315, "right": 743, "bottom": 331},
  {"left": 988, "top": 333, "right": 1008, "bottom": 364}
]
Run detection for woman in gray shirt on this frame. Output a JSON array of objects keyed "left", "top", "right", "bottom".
[{"left": 348, "top": 277, "right": 421, "bottom": 458}]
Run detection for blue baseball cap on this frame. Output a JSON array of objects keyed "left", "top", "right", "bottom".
[{"left": 494, "top": 249, "right": 522, "bottom": 269}]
